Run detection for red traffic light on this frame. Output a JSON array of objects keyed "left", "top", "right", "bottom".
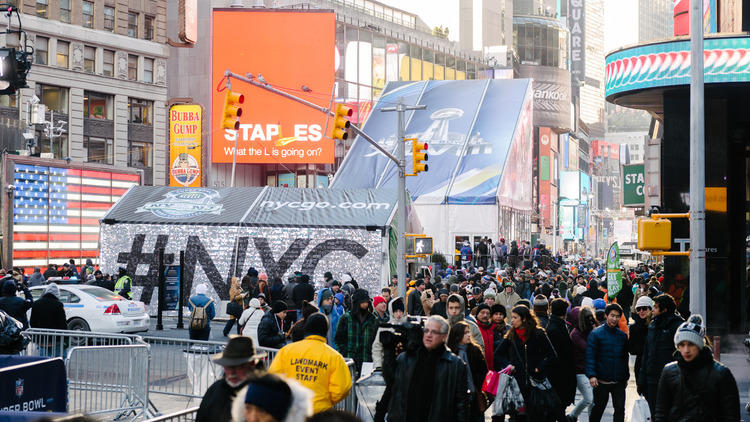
[{"left": 423, "top": 143, "right": 428, "bottom": 150}]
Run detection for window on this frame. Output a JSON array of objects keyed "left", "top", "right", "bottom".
[
  {"left": 36, "top": 84, "right": 69, "bottom": 114},
  {"left": 144, "top": 15, "right": 154, "bottom": 40},
  {"left": 143, "top": 58, "right": 153, "bottom": 83},
  {"left": 104, "top": 6, "right": 115, "bottom": 31},
  {"left": 128, "top": 98, "right": 152, "bottom": 125},
  {"left": 127, "top": 54, "right": 138, "bottom": 80},
  {"left": 56, "top": 40, "right": 69, "bottom": 68},
  {"left": 36, "top": 0, "right": 48, "bottom": 18},
  {"left": 84, "top": 136, "right": 113, "bottom": 164},
  {"left": 83, "top": 46, "right": 95, "bottom": 73},
  {"left": 35, "top": 36, "right": 48, "bottom": 65},
  {"left": 128, "top": 12, "right": 139, "bottom": 38},
  {"left": 128, "top": 141, "right": 152, "bottom": 168},
  {"left": 82, "top": 1, "right": 94, "bottom": 28},
  {"left": 60, "top": 0, "right": 70, "bottom": 23},
  {"left": 83, "top": 91, "right": 113, "bottom": 119},
  {"left": 103, "top": 49, "right": 114, "bottom": 76}
]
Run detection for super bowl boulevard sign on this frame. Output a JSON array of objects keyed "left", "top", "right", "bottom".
[{"left": 622, "top": 164, "right": 645, "bottom": 206}]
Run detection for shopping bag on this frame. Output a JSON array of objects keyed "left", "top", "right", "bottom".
[
  {"left": 492, "top": 372, "right": 525, "bottom": 416},
  {"left": 631, "top": 396, "right": 652, "bottom": 422},
  {"left": 481, "top": 370, "right": 500, "bottom": 394}
]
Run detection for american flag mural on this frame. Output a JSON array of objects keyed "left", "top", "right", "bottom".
[{"left": 11, "top": 163, "right": 140, "bottom": 272}]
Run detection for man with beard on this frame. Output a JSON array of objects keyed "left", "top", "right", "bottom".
[
  {"left": 197, "top": 336, "right": 266, "bottom": 422},
  {"left": 334, "top": 289, "right": 379, "bottom": 376},
  {"left": 446, "top": 293, "right": 484, "bottom": 351}
]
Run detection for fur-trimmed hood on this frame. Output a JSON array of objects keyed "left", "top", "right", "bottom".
[{"left": 231, "top": 376, "right": 313, "bottom": 422}]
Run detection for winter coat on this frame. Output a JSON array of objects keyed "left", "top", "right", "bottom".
[
  {"left": 284, "top": 281, "right": 298, "bottom": 308},
  {"left": 371, "top": 297, "right": 406, "bottom": 369},
  {"left": 334, "top": 309, "right": 379, "bottom": 373},
  {"left": 570, "top": 327, "right": 590, "bottom": 374},
  {"left": 453, "top": 342, "right": 489, "bottom": 421},
  {"left": 655, "top": 347, "right": 740, "bottom": 422},
  {"left": 257, "top": 310, "right": 287, "bottom": 349},
  {"left": 407, "top": 288, "right": 423, "bottom": 315},
  {"left": 316, "top": 288, "right": 341, "bottom": 347},
  {"left": 30, "top": 293, "right": 67, "bottom": 330},
  {"left": 432, "top": 300, "right": 447, "bottom": 318},
  {"left": 228, "top": 280, "right": 244, "bottom": 320},
  {"left": 27, "top": 271, "right": 44, "bottom": 287},
  {"left": 0, "top": 286, "right": 33, "bottom": 329},
  {"left": 238, "top": 299, "right": 264, "bottom": 345},
  {"left": 494, "top": 327, "right": 557, "bottom": 402},
  {"left": 628, "top": 314, "right": 650, "bottom": 385},
  {"left": 197, "top": 378, "right": 247, "bottom": 422},
  {"left": 639, "top": 312, "right": 684, "bottom": 388},
  {"left": 545, "top": 315, "right": 576, "bottom": 406},
  {"left": 616, "top": 283, "right": 634, "bottom": 312},
  {"left": 475, "top": 319, "right": 495, "bottom": 370},
  {"left": 269, "top": 335, "right": 352, "bottom": 413},
  {"left": 447, "top": 295, "right": 485, "bottom": 351},
  {"left": 585, "top": 323, "right": 629, "bottom": 383},
  {"left": 291, "top": 282, "right": 315, "bottom": 310},
  {"left": 187, "top": 294, "right": 216, "bottom": 329},
  {"left": 231, "top": 377, "right": 313, "bottom": 422},
  {"left": 387, "top": 345, "right": 469, "bottom": 422},
  {"left": 496, "top": 289, "right": 521, "bottom": 312}
]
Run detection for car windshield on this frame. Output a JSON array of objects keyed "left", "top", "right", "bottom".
[{"left": 76, "top": 286, "right": 124, "bottom": 301}]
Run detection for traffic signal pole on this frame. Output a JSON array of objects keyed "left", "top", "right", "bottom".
[{"left": 689, "top": 0, "right": 706, "bottom": 317}]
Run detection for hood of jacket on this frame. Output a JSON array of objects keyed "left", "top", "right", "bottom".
[
  {"left": 231, "top": 377, "right": 313, "bottom": 422},
  {"left": 447, "top": 293, "right": 466, "bottom": 326},
  {"left": 388, "top": 296, "right": 406, "bottom": 324}
]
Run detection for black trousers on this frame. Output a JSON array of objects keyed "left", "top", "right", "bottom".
[{"left": 590, "top": 381, "right": 626, "bottom": 422}]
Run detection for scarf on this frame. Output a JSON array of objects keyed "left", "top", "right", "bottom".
[{"left": 516, "top": 327, "right": 528, "bottom": 343}]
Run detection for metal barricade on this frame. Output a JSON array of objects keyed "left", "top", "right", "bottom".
[
  {"left": 334, "top": 359, "right": 358, "bottom": 414},
  {"left": 142, "top": 406, "right": 199, "bottom": 422},
  {"left": 66, "top": 344, "right": 151, "bottom": 420},
  {"left": 22, "top": 328, "right": 137, "bottom": 359}
]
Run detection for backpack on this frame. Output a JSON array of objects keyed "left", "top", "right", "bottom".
[
  {"left": 0, "top": 310, "right": 29, "bottom": 354},
  {"left": 189, "top": 298, "right": 213, "bottom": 330},
  {"left": 522, "top": 247, "right": 531, "bottom": 260}
]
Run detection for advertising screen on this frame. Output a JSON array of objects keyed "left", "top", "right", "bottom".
[
  {"left": 212, "top": 10, "right": 335, "bottom": 164},
  {"left": 560, "top": 171, "right": 580, "bottom": 203}
]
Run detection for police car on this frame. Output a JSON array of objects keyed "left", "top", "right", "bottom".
[{"left": 28, "top": 285, "right": 150, "bottom": 333}]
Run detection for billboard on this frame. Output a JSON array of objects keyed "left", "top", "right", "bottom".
[
  {"left": 539, "top": 127, "right": 552, "bottom": 226},
  {"left": 212, "top": 10, "right": 335, "bottom": 164},
  {"left": 622, "top": 164, "right": 645, "bottom": 206},
  {"left": 518, "top": 64, "right": 572, "bottom": 131},
  {"left": 169, "top": 104, "right": 202, "bottom": 187},
  {"left": 560, "top": 171, "right": 580, "bottom": 203},
  {"left": 569, "top": 0, "right": 585, "bottom": 82}
]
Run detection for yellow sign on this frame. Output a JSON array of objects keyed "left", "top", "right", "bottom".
[
  {"left": 169, "top": 104, "right": 202, "bottom": 187},
  {"left": 704, "top": 187, "right": 726, "bottom": 212}
]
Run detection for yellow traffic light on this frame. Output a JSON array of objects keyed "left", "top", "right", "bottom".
[
  {"left": 412, "top": 139, "right": 428, "bottom": 174},
  {"left": 222, "top": 90, "right": 244, "bottom": 130},
  {"left": 331, "top": 103, "right": 353, "bottom": 140},
  {"left": 637, "top": 218, "right": 671, "bottom": 251}
]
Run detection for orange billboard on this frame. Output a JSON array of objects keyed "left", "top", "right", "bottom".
[{"left": 212, "top": 10, "right": 335, "bottom": 164}]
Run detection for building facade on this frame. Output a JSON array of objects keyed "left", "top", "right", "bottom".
[
  {"left": 459, "top": 0, "right": 513, "bottom": 52},
  {"left": 638, "top": 0, "right": 673, "bottom": 43},
  {"left": 0, "top": 0, "right": 169, "bottom": 185}
]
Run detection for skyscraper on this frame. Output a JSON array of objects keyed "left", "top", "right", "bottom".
[
  {"left": 638, "top": 0, "right": 673, "bottom": 43},
  {"left": 459, "top": 0, "right": 513, "bottom": 52}
]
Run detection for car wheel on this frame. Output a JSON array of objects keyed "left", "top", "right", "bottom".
[{"left": 67, "top": 318, "right": 90, "bottom": 346}]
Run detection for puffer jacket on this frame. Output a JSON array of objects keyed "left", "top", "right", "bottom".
[
  {"left": 268, "top": 335, "right": 352, "bottom": 413},
  {"left": 238, "top": 299, "right": 264, "bottom": 345},
  {"left": 640, "top": 312, "right": 684, "bottom": 388},
  {"left": 654, "top": 347, "right": 740, "bottom": 422},
  {"left": 585, "top": 323, "right": 629, "bottom": 383}
]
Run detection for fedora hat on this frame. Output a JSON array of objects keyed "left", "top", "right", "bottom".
[{"left": 211, "top": 335, "right": 266, "bottom": 367}]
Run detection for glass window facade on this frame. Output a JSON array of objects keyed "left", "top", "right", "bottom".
[
  {"left": 513, "top": 16, "right": 569, "bottom": 69},
  {"left": 128, "top": 141, "right": 152, "bottom": 168},
  {"left": 35, "top": 36, "right": 48, "bottom": 65},
  {"left": 84, "top": 91, "right": 113, "bottom": 119},
  {"left": 60, "top": 0, "right": 70, "bottom": 23},
  {"left": 128, "top": 12, "right": 138, "bottom": 38},
  {"left": 84, "top": 136, "right": 113, "bottom": 164},
  {"left": 128, "top": 98, "right": 152, "bottom": 125},
  {"left": 103, "top": 49, "right": 114, "bottom": 76},
  {"left": 56, "top": 40, "right": 69, "bottom": 68},
  {"left": 127, "top": 54, "right": 138, "bottom": 80},
  {"left": 104, "top": 6, "right": 115, "bottom": 31},
  {"left": 82, "top": 1, "right": 94, "bottom": 28},
  {"left": 36, "top": 84, "right": 68, "bottom": 114},
  {"left": 83, "top": 46, "right": 95, "bottom": 73}
]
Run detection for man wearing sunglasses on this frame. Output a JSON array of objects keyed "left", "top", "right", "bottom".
[{"left": 386, "top": 316, "right": 469, "bottom": 422}]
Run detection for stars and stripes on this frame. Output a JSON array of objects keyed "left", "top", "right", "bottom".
[{"left": 12, "top": 164, "right": 140, "bottom": 272}]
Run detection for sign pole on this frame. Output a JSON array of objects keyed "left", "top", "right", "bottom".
[
  {"left": 689, "top": 0, "right": 706, "bottom": 317},
  {"left": 156, "top": 248, "right": 165, "bottom": 331},
  {"left": 177, "top": 250, "right": 185, "bottom": 329}
]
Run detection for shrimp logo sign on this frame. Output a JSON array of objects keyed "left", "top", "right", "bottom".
[
  {"left": 136, "top": 189, "right": 224, "bottom": 219},
  {"left": 169, "top": 105, "right": 202, "bottom": 187}
]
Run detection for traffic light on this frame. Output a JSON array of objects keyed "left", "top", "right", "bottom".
[
  {"left": 637, "top": 218, "right": 671, "bottom": 251},
  {"left": 221, "top": 90, "right": 244, "bottom": 130},
  {"left": 331, "top": 103, "right": 352, "bottom": 140},
  {"left": 412, "top": 139, "right": 428, "bottom": 174}
]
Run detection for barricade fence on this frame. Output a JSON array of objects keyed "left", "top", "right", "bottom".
[
  {"left": 142, "top": 406, "right": 199, "bottom": 422},
  {"left": 334, "top": 359, "right": 358, "bottom": 413},
  {"left": 66, "top": 344, "right": 151, "bottom": 420},
  {"left": 22, "top": 328, "right": 135, "bottom": 359}
]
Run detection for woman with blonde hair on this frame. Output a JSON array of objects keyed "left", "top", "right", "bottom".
[{"left": 223, "top": 276, "right": 246, "bottom": 336}]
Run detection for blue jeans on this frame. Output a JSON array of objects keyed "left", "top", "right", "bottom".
[{"left": 569, "top": 373, "right": 594, "bottom": 418}]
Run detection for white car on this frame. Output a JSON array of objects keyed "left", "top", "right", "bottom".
[{"left": 28, "top": 285, "right": 150, "bottom": 333}]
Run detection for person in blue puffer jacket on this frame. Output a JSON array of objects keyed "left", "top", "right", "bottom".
[
  {"left": 585, "top": 303, "right": 629, "bottom": 422},
  {"left": 316, "top": 288, "right": 341, "bottom": 348}
]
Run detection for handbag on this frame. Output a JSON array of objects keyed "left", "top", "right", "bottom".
[
  {"left": 226, "top": 301, "right": 243, "bottom": 318},
  {"left": 631, "top": 395, "right": 652, "bottom": 422},
  {"left": 481, "top": 370, "right": 500, "bottom": 394},
  {"left": 528, "top": 377, "right": 560, "bottom": 410}
]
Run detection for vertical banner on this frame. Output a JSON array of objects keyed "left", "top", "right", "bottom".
[
  {"left": 169, "top": 104, "right": 202, "bottom": 187},
  {"left": 539, "top": 127, "right": 552, "bottom": 227},
  {"left": 606, "top": 242, "right": 622, "bottom": 298},
  {"left": 569, "top": 0, "right": 585, "bottom": 82}
]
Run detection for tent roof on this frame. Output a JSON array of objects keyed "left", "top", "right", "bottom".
[
  {"left": 331, "top": 79, "right": 534, "bottom": 208},
  {"left": 102, "top": 186, "right": 397, "bottom": 229}
]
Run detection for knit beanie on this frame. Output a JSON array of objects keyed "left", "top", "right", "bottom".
[
  {"left": 244, "top": 374, "right": 293, "bottom": 422},
  {"left": 476, "top": 303, "right": 491, "bottom": 315},
  {"left": 449, "top": 284, "right": 459, "bottom": 293},
  {"left": 304, "top": 312, "right": 329, "bottom": 337},
  {"left": 391, "top": 297, "right": 405, "bottom": 313},
  {"left": 581, "top": 296, "right": 594, "bottom": 309},
  {"left": 258, "top": 272, "right": 268, "bottom": 281},
  {"left": 319, "top": 288, "right": 333, "bottom": 302},
  {"left": 490, "top": 303, "right": 507, "bottom": 317},
  {"left": 592, "top": 298, "right": 607, "bottom": 310},
  {"left": 674, "top": 314, "right": 705, "bottom": 348},
  {"left": 373, "top": 296, "right": 386, "bottom": 308},
  {"left": 483, "top": 289, "right": 496, "bottom": 300},
  {"left": 271, "top": 301, "right": 288, "bottom": 314},
  {"left": 438, "top": 288, "right": 449, "bottom": 297},
  {"left": 352, "top": 289, "right": 370, "bottom": 307},
  {"left": 635, "top": 295, "right": 654, "bottom": 309},
  {"left": 533, "top": 295, "right": 549, "bottom": 307}
]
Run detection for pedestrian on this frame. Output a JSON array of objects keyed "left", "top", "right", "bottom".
[
  {"left": 114, "top": 267, "right": 133, "bottom": 299},
  {"left": 496, "top": 280, "right": 521, "bottom": 312},
  {"left": 446, "top": 293, "right": 485, "bottom": 351},
  {"left": 316, "top": 288, "right": 340, "bottom": 347},
  {"left": 0, "top": 278, "right": 33, "bottom": 329},
  {"left": 224, "top": 276, "right": 245, "bottom": 336},
  {"left": 407, "top": 279, "right": 425, "bottom": 316},
  {"left": 447, "top": 320, "right": 490, "bottom": 422},
  {"left": 490, "top": 304, "right": 509, "bottom": 351},
  {"left": 253, "top": 272, "right": 271, "bottom": 301},
  {"left": 386, "top": 315, "right": 469, "bottom": 422},
  {"left": 283, "top": 274, "right": 299, "bottom": 327},
  {"left": 291, "top": 274, "right": 315, "bottom": 321},
  {"left": 628, "top": 295, "right": 653, "bottom": 390},
  {"left": 585, "top": 303, "right": 629, "bottom": 422},
  {"left": 231, "top": 373, "right": 313, "bottom": 422},
  {"left": 546, "top": 298, "right": 576, "bottom": 420},
  {"left": 258, "top": 301, "right": 288, "bottom": 349},
  {"left": 269, "top": 313, "right": 352, "bottom": 413},
  {"left": 493, "top": 305, "right": 558, "bottom": 421},
  {"left": 474, "top": 303, "right": 495, "bottom": 370},
  {"left": 334, "top": 289, "right": 378, "bottom": 376},
  {"left": 372, "top": 297, "right": 407, "bottom": 421},
  {"left": 460, "top": 241, "right": 473, "bottom": 269},
  {"left": 639, "top": 293, "right": 684, "bottom": 414},
  {"left": 27, "top": 267, "right": 44, "bottom": 287},
  {"left": 29, "top": 283, "right": 67, "bottom": 330},
  {"left": 508, "top": 240, "right": 519, "bottom": 269},
  {"left": 380, "top": 287, "right": 392, "bottom": 304},
  {"left": 431, "top": 289, "right": 449, "bottom": 318},
  {"left": 197, "top": 336, "right": 266, "bottom": 422},
  {"left": 654, "top": 314, "right": 740, "bottom": 421},
  {"left": 372, "top": 295, "right": 389, "bottom": 323},
  {"left": 187, "top": 284, "right": 216, "bottom": 340},
  {"left": 567, "top": 306, "right": 596, "bottom": 421},
  {"left": 372, "top": 297, "right": 407, "bottom": 371},
  {"left": 288, "top": 300, "right": 319, "bottom": 342},
  {"left": 42, "top": 264, "right": 57, "bottom": 280},
  {"left": 241, "top": 268, "right": 259, "bottom": 307},
  {"left": 239, "top": 298, "right": 264, "bottom": 345},
  {"left": 533, "top": 294, "right": 550, "bottom": 328}
]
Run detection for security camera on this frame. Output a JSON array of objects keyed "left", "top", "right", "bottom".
[
  {"left": 5, "top": 184, "right": 15, "bottom": 192},
  {"left": 30, "top": 94, "right": 40, "bottom": 105},
  {"left": 64, "top": 157, "right": 72, "bottom": 164}
]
